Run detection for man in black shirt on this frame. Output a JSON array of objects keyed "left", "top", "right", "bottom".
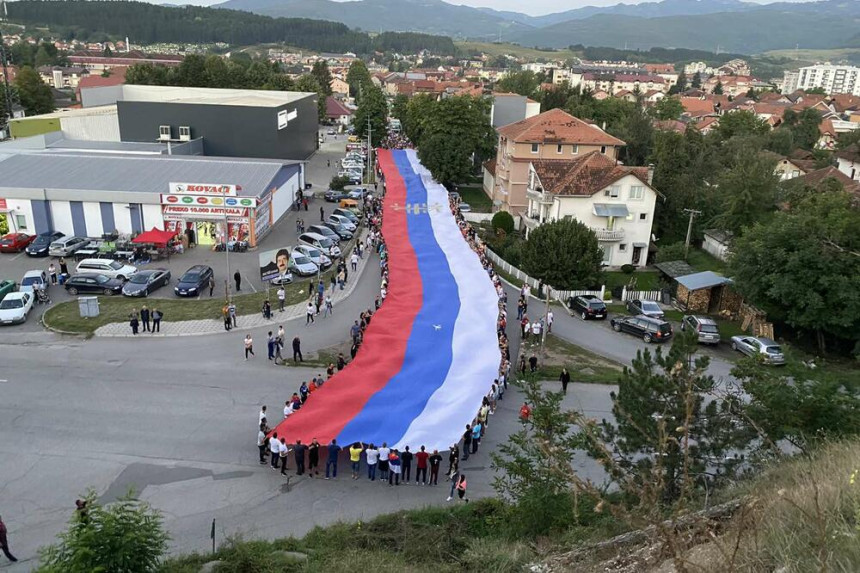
[
  {"left": 429, "top": 450, "right": 442, "bottom": 485},
  {"left": 400, "top": 446, "right": 413, "bottom": 483},
  {"left": 294, "top": 440, "right": 307, "bottom": 475},
  {"left": 462, "top": 424, "right": 473, "bottom": 461}
]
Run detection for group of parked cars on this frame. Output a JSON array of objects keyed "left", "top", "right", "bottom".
[
  {"left": 567, "top": 294, "right": 785, "bottom": 364},
  {"left": 282, "top": 206, "right": 362, "bottom": 282},
  {"left": 336, "top": 148, "right": 367, "bottom": 185}
]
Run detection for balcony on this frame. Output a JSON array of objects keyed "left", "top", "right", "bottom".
[
  {"left": 591, "top": 227, "right": 625, "bottom": 241},
  {"left": 526, "top": 187, "right": 553, "bottom": 204}
]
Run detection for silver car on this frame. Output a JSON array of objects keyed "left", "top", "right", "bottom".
[
  {"left": 289, "top": 252, "right": 319, "bottom": 277},
  {"left": 294, "top": 244, "right": 332, "bottom": 269},
  {"left": 681, "top": 315, "right": 721, "bottom": 345},
  {"left": 328, "top": 214, "right": 356, "bottom": 231},
  {"left": 626, "top": 299, "right": 665, "bottom": 319},
  {"left": 48, "top": 236, "right": 90, "bottom": 257},
  {"left": 730, "top": 336, "right": 786, "bottom": 365}
]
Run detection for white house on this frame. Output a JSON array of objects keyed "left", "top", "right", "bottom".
[
  {"left": 523, "top": 151, "right": 660, "bottom": 268},
  {"left": 836, "top": 144, "right": 860, "bottom": 181}
]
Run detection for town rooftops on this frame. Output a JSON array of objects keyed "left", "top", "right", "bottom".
[
  {"left": 497, "top": 108, "right": 625, "bottom": 146},
  {"left": 531, "top": 151, "right": 649, "bottom": 197},
  {"left": 0, "top": 151, "right": 300, "bottom": 197}
]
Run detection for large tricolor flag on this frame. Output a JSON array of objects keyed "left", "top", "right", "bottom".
[{"left": 270, "top": 149, "right": 499, "bottom": 451}]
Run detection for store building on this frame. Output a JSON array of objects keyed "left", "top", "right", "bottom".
[{"left": 0, "top": 141, "right": 303, "bottom": 247}]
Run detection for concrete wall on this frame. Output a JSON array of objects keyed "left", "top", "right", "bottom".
[
  {"left": 491, "top": 95, "right": 527, "bottom": 129},
  {"left": 117, "top": 95, "right": 319, "bottom": 160},
  {"left": 61, "top": 113, "right": 121, "bottom": 141}
]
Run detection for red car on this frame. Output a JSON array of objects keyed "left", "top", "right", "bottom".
[{"left": 0, "top": 233, "right": 36, "bottom": 253}]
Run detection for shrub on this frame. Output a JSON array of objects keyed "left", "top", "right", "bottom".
[
  {"left": 620, "top": 263, "right": 635, "bottom": 274},
  {"left": 491, "top": 211, "right": 515, "bottom": 235},
  {"left": 655, "top": 242, "right": 687, "bottom": 263},
  {"left": 329, "top": 175, "right": 350, "bottom": 191}
]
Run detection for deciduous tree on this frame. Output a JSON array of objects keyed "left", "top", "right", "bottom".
[
  {"left": 14, "top": 66, "right": 54, "bottom": 116},
  {"left": 652, "top": 96, "right": 684, "bottom": 121},
  {"left": 353, "top": 83, "right": 387, "bottom": 147},
  {"left": 521, "top": 219, "right": 603, "bottom": 290},
  {"left": 310, "top": 60, "right": 333, "bottom": 97},
  {"left": 495, "top": 70, "right": 540, "bottom": 97}
]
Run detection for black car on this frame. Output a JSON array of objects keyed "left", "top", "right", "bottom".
[
  {"left": 568, "top": 294, "right": 607, "bottom": 320},
  {"left": 122, "top": 268, "right": 171, "bottom": 297},
  {"left": 610, "top": 315, "right": 673, "bottom": 343},
  {"left": 324, "top": 189, "right": 347, "bottom": 202},
  {"left": 25, "top": 231, "right": 64, "bottom": 257},
  {"left": 65, "top": 273, "right": 124, "bottom": 296},
  {"left": 323, "top": 221, "right": 354, "bottom": 240},
  {"left": 174, "top": 265, "right": 213, "bottom": 297}
]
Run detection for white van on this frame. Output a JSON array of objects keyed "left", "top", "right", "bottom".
[
  {"left": 48, "top": 236, "right": 90, "bottom": 257},
  {"left": 76, "top": 258, "right": 138, "bottom": 281},
  {"left": 298, "top": 232, "right": 340, "bottom": 258}
]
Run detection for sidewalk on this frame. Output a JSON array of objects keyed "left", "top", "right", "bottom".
[{"left": 93, "top": 234, "right": 375, "bottom": 338}]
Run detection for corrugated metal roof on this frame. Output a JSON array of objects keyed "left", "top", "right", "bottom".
[
  {"left": 676, "top": 271, "right": 732, "bottom": 291},
  {"left": 0, "top": 152, "right": 298, "bottom": 197}
]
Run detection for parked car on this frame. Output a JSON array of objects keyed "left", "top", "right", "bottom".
[
  {"left": 341, "top": 159, "right": 363, "bottom": 169},
  {"left": 270, "top": 271, "right": 294, "bottom": 286},
  {"left": 25, "top": 231, "right": 64, "bottom": 257},
  {"left": 289, "top": 252, "right": 319, "bottom": 276},
  {"left": 298, "top": 232, "right": 339, "bottom": 258},
  {"left": 324, "top": 189, "right": 347, "bottom": 202},
  {"left": 174, "top": 265, "right": 213, "bottom": 297},
  {"left": 48, "top": 236, "right": 90, "bottom": 257},
  {"left": 76, "top": 259, "right": 138, "bottom": 281},
  {"left": 568, "top": 294, "right": 607, "bottom": 320},
  {"left": 328, "top": 214, "right": 356, "bottom": 231},
  {"left": 333, "top": 207, "right": 360, "bottom": 223},
  {"left": 458, "top": 203, "right": 472, "bottom": 213},
  {"left": 0, "top": 291, "right": 34, "bottom": 325},
  {"left": 65, "top": 273, "right": 124, "bottom": 296},
  {"left": 323, "top": 221, "right": 354, "bottom": 240},
  {"left": 0, "top": 280, "right": 17, "bottom": 301},
  {"left": 0, "top": 233, "right": 35, "bottom": 253},
  {"left": 681, "top": 315, "right": 721, "bottom": 345},
  {"left": 122, "top": 268, "right": 171, "bottom": 297},
  {"left": 626, "top": 299, "right": 665, "bottom": 319},
  {"left": 19, "top": 270, "right": 48, "bottom": 293},
  {"left": 345, "top": 189, "right": 365, "bottom": 201},
  {"left": 337, "top": 171, "right": 362, "bottom": 184},
  {"left": 326, "top": 128, "right": 336, "bottom": 135},
  {"left": 730, "top": 336, "right": 786, "bottom": 365},
  {"left": 294, "top": 244, "right": 331, "bottom": 270},
  {"left": 610, "top": 315, "right": 673, "bottom": 343},
  {"left": 308, "top": 224, "right": 343, "bottom": 243}
]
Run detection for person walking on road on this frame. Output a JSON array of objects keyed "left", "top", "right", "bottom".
[
  {"left": 325, "top": 439, "right": 340, "bottom": 479},
  {"left": 209, "top": 276, "right": 215, "bottom": 297},
  {"left": 228, "top": 302, "right": 237, "bottom": 328},
  {"left": 292, "top": 335, "right": 303, "bottom": 362},
  {"left": 140, "top": 305, "right": 150, "bottom": 332},
  {"left": 446, "top": 455, "right": 461, "bottom": 501},
  {"left": 349, "top": 442, "right": 363, "bottom": 480},
  {"left": 320, "top": 206, "right": 325, "bottom": 222},
  {"left": 48, "top": 262, "right": 57, "bottom": 284},
  {"left": 454, "top": 474, "right": 468, "bottom": 503},
  {"left": 233, "top": 270, "right": 242, "bottom": 292},
  {"left": 365, "top": 443, "right": 379, "bottom": 480},
  {"left": 279, "top": 438, "right": 290, "bottom": 476},
  {"left": 0, "top": 515, "right": 17, "bottom": 563},
  {"left": 151, "top": 308, "right": 163, "bottom": 333},
  {"left": 462, "top": 424, "right": 472, "bottom": 461},
  {"left": 323, "top": 294, "right": 333, "bottom": 317},
  {"left": 244, "top": 334, "right": 255, "bottom": 360},
  {"left": 222, "top": 305, "right": 232, "bottom": 331},
  {"left": 306, "top": 301, "right": 315, "bottom": 325},
  {"left": 401, "top": 446, "right": 413, "bottom": 484},
  {"left": 267, "top": 331, "right": 275, "bottom": 361},
  {"left": 350, "top": 252, "right": 359, "bottom": 272},
  {"left": 59, "top": 256, "right": 69, "bottom": 277},
  {"left": 560, "top": 367, "right": 570, "bottom": 395}
]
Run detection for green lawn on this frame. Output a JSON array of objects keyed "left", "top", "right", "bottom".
[
  {"left": 517, "top": 334, "right": 624, "bottom": 385},
  {"left": 686, "top": 249, "right": 728, "bottom": 274},
  {"left": 457, "top": 185, "right": 493, "bottom": 213},
  {"left": 43, "top": 277, "right": 320, "bottom": 334},
  {"left": 603, "top": 270, "right": 660, "bottom": 291}
]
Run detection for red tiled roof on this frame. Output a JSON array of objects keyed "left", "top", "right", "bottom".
[
  {"left": 496, "top": 108, "right": 625, "bottom": 146},
  {"left": 531, "top": 151, "right": 649, "bottom": 197},
  {"left": 483, "top": 158, "right": 496, "bottom": 177},
  {"left": 830, "top": 94, "right": 860, "bottom": 112},
  {"left": 644, "top": 63, "right": 676, "bottom": 74},
  {"left": 797, "top": 166, "right": 860, "bottom": 195},
  {"left": 76, "top": 66, "right": 127, "bottom": 91},
  {"left": 696, "top": 116, "right": 720, "bottom": 131},
  {"left": 836, "top": 143, "right": 860, "bottom": 163},
  {"left": 653, "top": 119, "right": 687, "bottom": 133},
  {"left": 325, "top": 96, "right": 353, "bottom": 118},
  {"left": 679, "top": 97, "right": 715, "bottom": 117}
]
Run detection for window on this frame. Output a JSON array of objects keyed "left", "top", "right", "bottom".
[
  {"left": 629, "top": 185, "right": 644, "bottom": 200},
  {"left": 639, "top": 213, "right": 647, "bottom": 221},
  {"left": 600, "top": 245, "right": 612, "bottom": 265},
  {"left": 531, "top": 143, "right": 539, "bottom": 153},
  {"left": 572, "top": 144, "right": 579, "bottom": 154},
  {"left": 600, "top": 145, "right": 607, "bottom": 154},
  {"left": 159, "top": 125, "right": 171, "bottom": 139},
  {"left": 619, "top": 243, "right": 627, "bottom": 252},
  {"left": 609, "top": 185, "right": 620, "bottom": 198},
  {"left": 556, "top": 144, "right": 563, "bottom": 154},
  {"left": 15, "top": 215, "right": 27, "bottom": 229},
  {"left": 179, "top": 126, "right": 191, "bottom": 138}
]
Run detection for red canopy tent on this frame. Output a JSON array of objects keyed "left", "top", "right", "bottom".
[{"left": 132, "top": 228, "right": 177, "bottom": 247}]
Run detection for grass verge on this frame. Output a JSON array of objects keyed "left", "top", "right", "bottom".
[
  {"left": 603, "top": 270, "right": 661, "bottom": 292},
  {"left": 457, "top": 185, "right": 493, "bottom": 213},
  {"left": 517, "top": 333, "right": 624, "bottom": 385},
  {"left": 686, "top": 248, "right": 728, "bottom": 274}
]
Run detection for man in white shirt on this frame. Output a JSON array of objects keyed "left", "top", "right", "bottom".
[
  {"left": 259, "top": 405, "right": 268, "bottom": 424},
  {"left": 532, "top": 320, "right": 542, "bottom": 338},
  {"left": 546, "top": 310, "right": 554, "bottom": 333},
  {"left": 350, "top": 252, "right": 359, "bottom": 272},
  {"left": 284, "top": 400, "right": 293, "bottom": 419},
  {"left": 277, "top": 287, "right": 286, "bottom": 312},
  {"left": 377, "top": 443, "right": 391, "bottom": 481},
  {"left": 257, "top": 427, "right": 267, "bottom": 465},
  {"left": 269, "top": 432, "right": 281, "bottom": 470}
]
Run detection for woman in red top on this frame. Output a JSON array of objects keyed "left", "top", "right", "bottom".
[{"left": 519, "top": 402, "right": 532, "bottom": 421}]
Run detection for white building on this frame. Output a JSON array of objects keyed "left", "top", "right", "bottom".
[
  {"left": 684, "top": 61, "right": 716, "bottom": 77},
  {"left": 522, "top": 151, "right": 660, "bottom": 268},
  {"left": 836, "top": 144, "right": 860, "bottom": 181},
  {"left": 783, "top": 64, "right": 860, "bottom": 96}
]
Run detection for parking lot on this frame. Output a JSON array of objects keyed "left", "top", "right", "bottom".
[{"left": 0, "top": 129, "right": 355, "bottom": 332}]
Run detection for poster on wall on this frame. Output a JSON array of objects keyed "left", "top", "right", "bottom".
[{"left": 259, "top": 248, "right": 291, "bottom": 282}]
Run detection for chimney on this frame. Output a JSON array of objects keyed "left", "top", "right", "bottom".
[
  {"left": 647, "top": 163, "right": 655, "bottom": 186},
  {"left": 126, "top": 37, "right": 130, "bottom": 53}
]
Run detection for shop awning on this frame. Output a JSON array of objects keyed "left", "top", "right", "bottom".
[
  {"left": 132, "top": 227, "right": 177, "bottom": 247},
  {"left": 593, "top": 203, "right": 629, "bottom": 217}
]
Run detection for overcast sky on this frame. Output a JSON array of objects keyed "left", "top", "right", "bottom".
[{"left": 155, "top": 0, "right": 807, "bottom": 17}]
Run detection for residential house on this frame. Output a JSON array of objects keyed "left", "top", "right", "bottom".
[
  {"left": 679, "top": 96, "right": 717, "bottom": 119},
  {"left": 817, "top": 118, "right": 838, "bottom": 150},
  {"left": 836, "top": 143, "right": 860, "bottom": 181},
  {"left": 643, "top": 90, "right": 665, "bottom": 103},
  {"left": 582, "top": 73, "right": 667, "bottom": 95},
  {"left": 795, "top": 165, "right": 860, "bottom": 196},
  {"left": 695, "top": 116, "right": 720, "bottom": 134},
  {"left": 38, "top": 66, "right": 89, "bottom": 89},
  {"left": 643, "top": 63, "right": 679, "bottom": 89},
  {"left": 704, "top": 75, "right": 755, "bottom": 97},
  {"left": 523, "top": 151, "right": 659, "bottom": 267},
  {"left": 487, "top": 108, "right": 626, "bottom": 214},
  {"left": 0, "top": 64, "right": 18, "bottom": 84},
  {"left": 325, "top": 96, "right": 353, "bottom": 126},
  {"left": 330, "top": 77, "right": 350, "bottom": 96}
]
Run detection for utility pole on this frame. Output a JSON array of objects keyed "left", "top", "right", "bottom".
[
  {"left": 683, "top": 208, "right": 702, "bottom": 258},
  {"left": 366, "top": 115, "right": 373, "bottom": 185},
  {"left": 0, "top": 2, "right": 16, "bottom": 136}
]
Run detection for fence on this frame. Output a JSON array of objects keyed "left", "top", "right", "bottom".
[
  {"left": 483, "top": 248, "right": 605, "bottom": 303},
  {"left": 620, "top": 288, "right": 663, "bottom": 302}
]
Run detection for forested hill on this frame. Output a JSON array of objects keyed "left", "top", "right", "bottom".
[{"left": 4, "top": 0, "right": 457, "bottom": 55}]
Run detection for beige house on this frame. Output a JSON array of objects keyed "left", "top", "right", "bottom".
[
  {"left": 330, "top": 77, "right": 350, "bottom": 96},
  {"left": 485, "top": 108, "right": 625, "bottom": 214}
]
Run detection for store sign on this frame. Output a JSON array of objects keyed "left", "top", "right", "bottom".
[
  {"left": 259, "top": 248, "right": 290, "bottom": 282},
  {"left": 169, "top": 183, "right": 237, "bottom": 196},
  {"left": 0, "top": 198, "right": 7, "bottom": 210},
  {"left": 162, "top": 205, "right": 249, "bottom": 220},
  {"left": 161, "top": 194, "right": 256, "bottom": 207},
  {"left": 277, "top": 108, "right": 298, "bottom": 130}
]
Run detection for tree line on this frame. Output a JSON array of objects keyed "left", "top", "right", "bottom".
[{"left": 6, "top": 0, "right": 455, "bottom": 56}]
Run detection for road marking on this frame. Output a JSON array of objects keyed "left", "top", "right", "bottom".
[
  {"left": 11, "top": 251, "right": 26, "bottom": 260},
  {"left": 243, "top": 272, "right": 257, "bottom": 293},
  {"left": 0, "top": 379, "right": 8, "bottom": 383}
]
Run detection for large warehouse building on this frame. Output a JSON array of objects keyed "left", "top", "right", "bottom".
[{"left": 0, "top": 137, "right": 303, "bottom": 247}]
